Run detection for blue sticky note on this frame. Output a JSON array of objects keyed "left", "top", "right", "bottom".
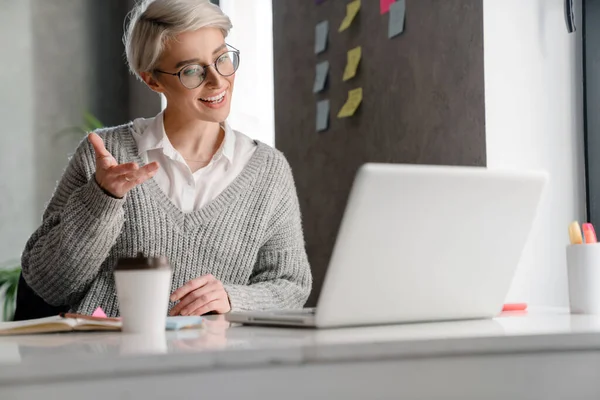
[
  {"left": 313, "top": 61, "right": 330, "bottom": 93},
  {"left": 165, "top": 316, "right": 203, "bottom": 330},
  {"left": 316, "top": 99, "right": 330, "bottom": 132},
  {"left": 388, "top": 0, "right": 405, "bottom": 39},
  {"left": 315, "top": 20, "right": 329, "bottom": 54}
]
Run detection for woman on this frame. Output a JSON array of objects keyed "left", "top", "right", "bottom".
[{"left": 20, "top": 0, "right": 312, "bottom": 317}]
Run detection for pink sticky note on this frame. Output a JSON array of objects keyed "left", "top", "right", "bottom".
[
  {"left": 92, "top": 307, "right": 108, "bottom": 318},
  {"left": 380, "top": 0, "right": 396, "bottom": 14}
]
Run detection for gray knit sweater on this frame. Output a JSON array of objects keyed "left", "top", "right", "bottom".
[{"left": 21, "top": 123, "right": 312, "bottom": 317}]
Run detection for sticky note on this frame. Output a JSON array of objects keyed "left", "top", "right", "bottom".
[
  {"left": 337, "top": 88, "right": 363, "bottom": 118},
  {"left": 316, "top": 99, "right": 330, "bottom": 132},
  {"left": 388, "top": 0, "right": 406, "bottom": 38},
  {"left": 342, "top": 46, "right": 362, "bottom": 81},
  {"left": 315, "top": 20, "right": 329, "bottom": 54},
  {"left": 165, "top": 316, "right": 203, "bottom": 330},
  {"left": 380, "top": 0, "right": 396, "bottom": 14},
  {"left": 92, "top": 307, "right": 108, "bottom": 318},
  {"left": 338, "top": 0, "right": 361, "bottom": 32},
  {"left": 313, "top": 61, "right": 330, "bottom": 93}
]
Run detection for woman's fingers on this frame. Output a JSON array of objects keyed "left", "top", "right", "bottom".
[
  {"left": 172, "top": 287, "right": 221, "bottom": 316},
  {"left": 169, "top": 276, "right": 231, "bottom": 316},
  {"left": 88, "top": 133, "right": 117, "bottom": 169},
  {"left": 88, "top": 133, "right": 110, "bottom": 158},
  {"left": 121, "top": 162, "right": 159, "bottom": 186},
  {"left": 171, "top": 274, "right": 215, "bottom": 303},
  {"left": 106, "top": 162, "right": 139, "bottom": 178},
  {"left": 89, "top": 137, "right": 159, "bottom": 198},
  {"left": 183, "top": 299, "right": 222, "bottom": 316},
  {"left": 139, "top": 162, "right": 160, "bottom": 178}
]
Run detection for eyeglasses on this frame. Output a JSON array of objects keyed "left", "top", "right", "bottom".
[{"left": 154, "top": 45, "right": 240, "bottom": 89}]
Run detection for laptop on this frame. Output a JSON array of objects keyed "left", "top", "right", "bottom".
[{"left": 226, "top": 163, "right": 548, "bottom": 328}]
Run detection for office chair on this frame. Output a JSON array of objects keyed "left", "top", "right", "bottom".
[{"left": 13, "top": 273, "right": 68, "bottom": 321}]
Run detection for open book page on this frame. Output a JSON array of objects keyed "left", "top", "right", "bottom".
[
  {"left": 72, "top": 317, "right": 121, "bottom": 331},
  {"left": 0, "top": 314, "right": 122, "bottom": 335},
  {"left": 0, "top": 316, "right": 77, "bottom": 335},
  {"left": 0, "top": 313, "right": 202, "bottom": 335}
]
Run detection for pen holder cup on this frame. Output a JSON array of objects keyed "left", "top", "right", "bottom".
[{"left": 566, "top": 243, "right": 600, "bottom": 314}]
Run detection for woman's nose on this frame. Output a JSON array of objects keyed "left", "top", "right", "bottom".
[{"left": 204, "top": 65, "right": 224, "bottom": 88}]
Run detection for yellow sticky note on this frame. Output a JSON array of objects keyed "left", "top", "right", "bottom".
[
  {"left": 342, "top": 46, "right": 362, "bottom": 81},
  {"left": 337, "top": 88, "right": 363, "bottom": 118},
  {"left": 338, "top": 0, "right": 361, "bottom": 32}
]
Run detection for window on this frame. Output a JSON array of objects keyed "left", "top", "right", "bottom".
[
  {"left": 217, "top": 0, "right": 275, "bottom": 146},
  {"left": 160, "top": 0, "right": 274, "bottom": 146}
]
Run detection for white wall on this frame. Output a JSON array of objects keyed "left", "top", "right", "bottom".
[
  {"left": 0, "top": 1, "right": 106, "bottom": 264},
  {"left": 219, "top": 0, "right": 275, "bottom": 147},
  {"left": 0, "top": 0, "right": 36, "bottom": 267},
  {"left": 484, "top": 0, "right": 586, "bottom": 307}
]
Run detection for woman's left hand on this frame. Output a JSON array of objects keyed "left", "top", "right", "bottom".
[{"left": 169, "top": 275, "right": 231, "bottom": 316}]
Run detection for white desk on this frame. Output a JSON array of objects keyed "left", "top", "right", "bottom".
[{"left": 1, "top": 309, "right": 600, "bottom": 399}]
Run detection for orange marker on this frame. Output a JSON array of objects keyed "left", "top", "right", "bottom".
[
  {"left": 582, "top": 223, "right": 597, "bottom": 244},
  {"left": 569, "top": 221, "right": 583, "bottom": 245}
]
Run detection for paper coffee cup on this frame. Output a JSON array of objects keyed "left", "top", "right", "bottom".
[{"left": 114, "top": 253, "right": 172, "bottom": 334}]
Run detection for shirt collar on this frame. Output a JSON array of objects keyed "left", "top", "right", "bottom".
[
  {"left": 217, "top": 120, "right": 236, "bottom": 163},
  {"left": 133, "top": 111, "right": 236, "bottom": 164},
  {"left": 133, "top": 111, "right": 168, "bottom": 156}
]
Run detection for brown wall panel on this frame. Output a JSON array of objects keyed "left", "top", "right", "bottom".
[{"left": 273, "top": 0, "right": 486, "bottom": 306}]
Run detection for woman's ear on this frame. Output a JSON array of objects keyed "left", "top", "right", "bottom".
[{"left": 140, "top": 71, "right": 164, "bottom": 93}]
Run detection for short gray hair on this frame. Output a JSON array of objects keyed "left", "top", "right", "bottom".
[{"left": 124, "top": 0, "right": 232, "bottom": 78}]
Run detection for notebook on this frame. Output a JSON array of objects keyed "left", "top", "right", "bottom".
[{"left": 0, "top": 313, "right": 204, "bottom": 335}]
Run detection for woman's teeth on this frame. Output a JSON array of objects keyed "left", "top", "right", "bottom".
[{"left": 200, "top": 91, "right": 226, "bottom": 104}]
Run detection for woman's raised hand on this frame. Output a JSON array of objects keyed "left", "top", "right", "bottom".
[{"left": 88, "top": 133, "right": 159, "bottom": 198}]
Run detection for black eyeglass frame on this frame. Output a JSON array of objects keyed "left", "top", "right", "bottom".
[{"left": 154, "top": 44, "right": 240, "bottom": 89}]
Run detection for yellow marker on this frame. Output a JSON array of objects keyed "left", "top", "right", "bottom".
[
  {"left": 569, "top": 221, "right": 583, "bottom": 245},
  {"left": 342, "top": 46, "right": 362, "bottom": 81},
  {"left": 338, "top": 0, "right": 361, "bottom": 32},
  {"left": 337, "top": 87, "right": 363, "bottom": 118}
]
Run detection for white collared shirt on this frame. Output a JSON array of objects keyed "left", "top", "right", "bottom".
[{"left": 131, "top": 111, "right": 257, "bottom": 213}]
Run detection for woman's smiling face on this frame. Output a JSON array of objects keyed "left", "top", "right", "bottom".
[{"left": 145, "top": 27, "right": 237, "bottom": 123}]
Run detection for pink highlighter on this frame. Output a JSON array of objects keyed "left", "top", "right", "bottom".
[
  {"left": 582, "top": 223, "right": 598, "bottom": 244},
  {"left": 502, "top": 303, "right": 528, "bottom": 312}
]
